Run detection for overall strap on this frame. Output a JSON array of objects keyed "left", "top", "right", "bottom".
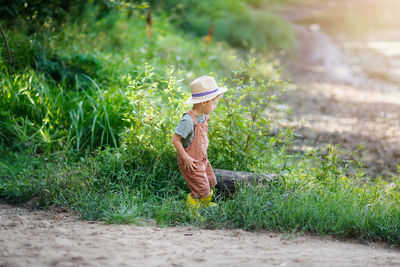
[{"left": 186, "top": 110, "right": 198, "bottom": 124}]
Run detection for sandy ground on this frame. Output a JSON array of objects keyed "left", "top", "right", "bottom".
[
  {"left": 1, "top": 204, "right": 400, "bottom": 267},
  {"left": 278, "top": 0, "right": 400, "bottom": 177}
]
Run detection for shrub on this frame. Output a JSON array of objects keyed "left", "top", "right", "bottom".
[{"left": 150, "top": 0, "right": 294, "bottom": 51}]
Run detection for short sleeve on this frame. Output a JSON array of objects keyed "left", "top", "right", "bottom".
[{"left": 174, "top": 115, "right": 193, "bottom": 139}]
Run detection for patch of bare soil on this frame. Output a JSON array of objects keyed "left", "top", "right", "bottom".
[
  {"left": 278, "top": 0, "right": 400, "bottom": 177},
  {"left": 1, "top": 204, "right": 400, "bottom": 267}
]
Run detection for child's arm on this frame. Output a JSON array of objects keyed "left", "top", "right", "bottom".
[{"left": 171, "top": 133, "right": 198, "bottom": 172}]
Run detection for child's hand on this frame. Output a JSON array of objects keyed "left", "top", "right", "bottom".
[
  {"left": 183, "top": 156, "right": 199, "bottom": 172},
  {"left": 171, "top": 134, "right": 199, "bottom": 172}
]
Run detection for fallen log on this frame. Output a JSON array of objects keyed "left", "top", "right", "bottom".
[{"left": 214, "top": 169, "right": 279, "bottom": 195}]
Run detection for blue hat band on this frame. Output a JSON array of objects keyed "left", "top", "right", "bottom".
[{"left": 191, "top": 88, "right": 219, "bottom": 98}]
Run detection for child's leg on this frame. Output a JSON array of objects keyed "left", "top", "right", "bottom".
[
  {"left": 205, "top": 160, "right": 217, "bottom": 188},
  {"left": 178, "top": 164, "right": 211, "bottom": 199}
]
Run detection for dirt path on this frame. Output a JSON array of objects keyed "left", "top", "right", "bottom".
[
  {"left": 278, "top": 0, "right": 400, "bottom": 177},
  {"left": 1, "top": 204, "right": 400, "bottom": 267}
]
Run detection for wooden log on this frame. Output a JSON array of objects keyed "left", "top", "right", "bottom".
[{"left": 214, "top": 169, "right": 278, "bottom": 194}]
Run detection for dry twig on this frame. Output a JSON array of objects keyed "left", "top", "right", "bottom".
[{"left": 146, "top": 8, "right": 153, "bottom": 38}]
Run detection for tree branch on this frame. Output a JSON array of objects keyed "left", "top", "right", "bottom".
[{"left": 0, "top": 23, "right": 11, "bottom": 64}]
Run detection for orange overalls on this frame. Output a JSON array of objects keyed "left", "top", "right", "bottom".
[{"left": 177, "top": 110, "right": 217, "bottom": 199}]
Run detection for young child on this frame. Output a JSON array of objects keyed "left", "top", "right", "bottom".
[{"left": 171, "top": 76, "right": 227, "bottom": 209}]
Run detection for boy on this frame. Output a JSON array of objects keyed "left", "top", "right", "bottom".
[{"left": 171, "top": 76, "right": 227, "bottom": 209}]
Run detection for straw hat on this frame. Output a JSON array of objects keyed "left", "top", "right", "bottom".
[{"left": 186, "top": 76, "right": 228, "bottom": 104}]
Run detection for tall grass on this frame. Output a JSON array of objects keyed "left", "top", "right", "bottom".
[{"left": 0, "top": 6, "right": 236, "bottom": 154}]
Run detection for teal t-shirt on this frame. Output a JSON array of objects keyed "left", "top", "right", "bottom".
[{"left": 174, "top": 113, "right": 205, "bottom": 148}]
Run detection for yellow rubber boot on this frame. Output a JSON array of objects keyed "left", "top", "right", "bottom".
[
  {"left": 186, "top": 190, "right": 217, "bottom": 218},
  {"left": 186, "top": 193, "right": 201, "bottom": 210},
  {"left": 186, "top": 193, "right": 202, "bottom": 219},
  {"left": 198, "top": 190, "right": 217, "bottom": 208}
]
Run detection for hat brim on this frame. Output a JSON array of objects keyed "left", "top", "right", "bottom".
[{"left": 185, "top": 87, "right": 228, "bottom": 104}]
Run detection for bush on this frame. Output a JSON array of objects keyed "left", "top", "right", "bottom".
[
  {"left": 150, "top": 0, "right": 294, "bottom": 51},
  {"left": 0, "top": 6, "right": 235, "bottom": 154}
]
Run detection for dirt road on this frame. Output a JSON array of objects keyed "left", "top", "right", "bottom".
[
  {"left": 278, "top": 0, "right": 400, "bottom": 177},
  {"left": 1, "top": 204, "right": 400, "bottom": 267}
]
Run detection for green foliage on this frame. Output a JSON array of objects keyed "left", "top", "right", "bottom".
[
  {"left": 209, "top": 58, "right": 288, "bottom": 171},
  {"left": 151, "top": 0, "right": 294, "bottom": 51},
  {"left": 0, "top": 6, "right": 235, "bottom": 153},
  {"left": 0, "top": 0, "right": 72, "bottom": 27},
  {"left": 0, "top": 0, "right": 148, "bottom": 29}
]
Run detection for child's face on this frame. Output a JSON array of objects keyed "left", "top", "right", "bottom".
[{"left": 202, "top": 95, "right": 221, "bottom": 115}]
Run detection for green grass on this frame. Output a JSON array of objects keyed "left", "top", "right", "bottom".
[
  {"left": 1, "top": 144, "right": 400, "bottom": 245},
  {"left": 0, "top": 6, "right": 236, "bottom": 154}
]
